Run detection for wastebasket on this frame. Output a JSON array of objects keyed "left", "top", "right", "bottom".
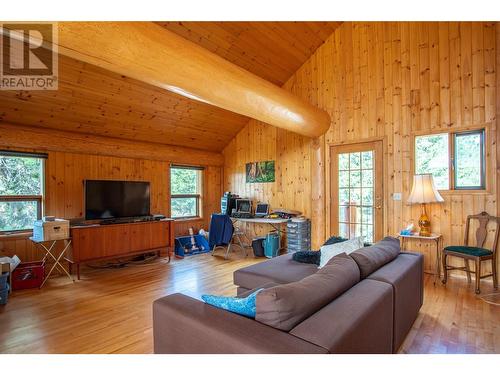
[{"left": 264, "top": 231, "right": 280, "bottom": 258}]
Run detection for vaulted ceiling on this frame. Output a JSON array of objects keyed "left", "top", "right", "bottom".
[
  {"left": 0, "top": 22, "right": 341, "bottom": 152},
  {"left": 157, "top": 22, "right": 342, "bottom": 86}
]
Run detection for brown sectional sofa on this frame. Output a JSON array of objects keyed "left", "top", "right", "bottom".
[{"left": 153, "top": 237, "right": 423, "bottom": 354}]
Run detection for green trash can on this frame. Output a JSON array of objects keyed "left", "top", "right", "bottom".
[{"left": 264, "top": 231, "right": 280, "bottom": 258}]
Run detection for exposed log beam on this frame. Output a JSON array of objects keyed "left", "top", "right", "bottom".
[
  {"left": 2, "top": 22, "right": 331, "bottom": 138},
  {"left": 0, "top": 123, "right": 224, "bottom": 166}
]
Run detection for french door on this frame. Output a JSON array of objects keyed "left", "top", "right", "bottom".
[{"left": 330, "top": 141, "right": 383, "bottom": 244}]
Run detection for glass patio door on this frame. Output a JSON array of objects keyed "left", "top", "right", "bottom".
[{"left": 330, "top": 141, "right": 383, "bottom": 244}]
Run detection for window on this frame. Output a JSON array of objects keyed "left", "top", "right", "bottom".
[
  {"left": 415, "top": 129, "right": 485, "bottom": 190},
  {"left": 454, "top": 131, "right": 485, "bottom": 189},
  {"left": 170, "top": 165, "right": 203, "bottom": 219},
  {"left": 0, "top": 152, "right": 46, "bottom": 233},
  {"left": 415, "top": 133, "right": 450, "bottom": 189}
]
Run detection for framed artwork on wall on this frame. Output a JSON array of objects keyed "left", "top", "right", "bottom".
[{"left": 245, "top": 161, "right": 275, "bottom": 183}]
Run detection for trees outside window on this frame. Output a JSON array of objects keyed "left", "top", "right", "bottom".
[
  {"left": 0, "top": 153, "right": 45, "bottom": 232},
  {"left": 170, "top": 166, "right": 202, "bottom": 218},
  {"left": 415, "top": 129, "right": 485, "bottom": 191}
]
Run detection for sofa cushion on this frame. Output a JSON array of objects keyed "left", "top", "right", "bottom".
[
  {"left": 367, "top": 252, "right": 423, "bottom": 352},
  {"left": 255, "top": 253, "right": 360, "bottom": 332},
  {"left": 349, "top": 236, "right": 400, "bottom": 278},
  {"left": 289, "top": 279, "right": 393, "bottom": 353},
  {"left": 444, "top": 245, "right": 492, "bottom": 257},
  {"left": 153, "top": 293, "right": 328, "bottom": 354},
  {"left": 233, "top": 253, "right": 318, "bottom": 290},
  {"left": 237, "top": 282, "right": 280, "bottom": 298}
]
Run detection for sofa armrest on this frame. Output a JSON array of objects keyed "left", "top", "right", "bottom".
[{"left": 153, "top": 293, "right": 328, "bottom": 354}]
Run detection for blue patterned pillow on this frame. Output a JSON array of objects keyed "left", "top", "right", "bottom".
[{"left": 201, "top": 289, "right": 262, "bottom": 318}]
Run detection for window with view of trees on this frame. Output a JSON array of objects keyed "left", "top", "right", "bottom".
[
  {"left": 0, "top": 153, "right": 45, "bottom": 232},
  {"left": 415, "top": 129, "right": 485, "bottom": 191},
  {"left": 170, "top": 166, "right": 202, "bottom": 218},
  {"left": 415, "top": 133, "right": 450, "bottom": 189}
]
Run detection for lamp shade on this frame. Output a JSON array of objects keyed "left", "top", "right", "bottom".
[{"left": 407, "top": 174, "right": 444, "bottom": 204}]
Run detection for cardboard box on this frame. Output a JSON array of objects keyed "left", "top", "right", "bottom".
[
  {"left": 0, "top": 262, "right": 10, "bottom": 273},
  {"left": 33, "top": 219, "right": 70, "bottom": 241}
]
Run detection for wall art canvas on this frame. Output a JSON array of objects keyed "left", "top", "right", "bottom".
[{"left": 245, "top": 161, "right": 275, "bottom": 183}]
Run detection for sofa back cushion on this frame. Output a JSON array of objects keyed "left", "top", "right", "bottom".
[
  {"left": 349, "top": 236, "right": 400, "bottom": 278},
  {"left": 255, "top": 253, "right": 360, "bottom": 331}
]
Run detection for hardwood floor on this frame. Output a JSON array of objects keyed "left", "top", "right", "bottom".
[
  {"left": 400, "top": 276, "right": 500, "bottom": 354},
  {"left": 0, "top": 252, "right": 498, "bottom": 354}
]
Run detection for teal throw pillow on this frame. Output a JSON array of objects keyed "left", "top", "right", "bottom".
[{"left": 201, "top": 288, "right": 262, "bottom": 318}]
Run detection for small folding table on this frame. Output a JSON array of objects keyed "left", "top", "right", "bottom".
[{"left": 29, "top": 237, "right": 74, "bottom": 288}]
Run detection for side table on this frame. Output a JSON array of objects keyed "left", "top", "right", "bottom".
[
  {"left": 29, "top": 237, "right": 74, "bottom": 288},
  {"left": 397, "top": 233, "right": 443, "bottom": 284}
]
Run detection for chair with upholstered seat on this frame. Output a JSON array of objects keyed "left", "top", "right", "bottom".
[{"left": 442, "top": 211, "right": 499, "bottom": 294}]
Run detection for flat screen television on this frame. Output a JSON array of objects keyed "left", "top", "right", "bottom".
[{"left": 85, "top": 180, "right": 150, "bottom": 220}]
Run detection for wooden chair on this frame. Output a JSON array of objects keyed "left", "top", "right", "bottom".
[{"left": 442, "top": 211, "right": 499, "bottom": 294}]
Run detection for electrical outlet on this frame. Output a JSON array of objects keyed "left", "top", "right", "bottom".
[{"left": 392, "top": 192, "right": 402, "bottom": 201}]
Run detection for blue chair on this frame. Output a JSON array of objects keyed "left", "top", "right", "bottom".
[{"left": 442, "top": 212, "right": 499, "bottom": 294}]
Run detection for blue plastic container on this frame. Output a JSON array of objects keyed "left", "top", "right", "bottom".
[
  {"left": 264, "top": 232, "right": 280, "bottom": 258},
  {"left": 175, "top": 234, "right": 211, "bottom": 258}
]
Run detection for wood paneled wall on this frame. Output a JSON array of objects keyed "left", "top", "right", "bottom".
[
  {"left": 0, "top": 147, "right": 222, "bottom": 262},
  {"left": 224, "top": 22, "right": 499, "bottom": 274},
  {"left": 223, "top": 121, "right": 313, "bottom": 238}
]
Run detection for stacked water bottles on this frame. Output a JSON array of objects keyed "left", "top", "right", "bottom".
[
  {"left": 0, "top": 273, "right": 9, "bottom": 305},
  {"left": 286, "top": 217, "right": 311, "bottom": 253}
]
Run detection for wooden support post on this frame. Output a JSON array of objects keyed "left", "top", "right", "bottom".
[{"left": 311, "top": 136, "right": 326, "bottom": 249}]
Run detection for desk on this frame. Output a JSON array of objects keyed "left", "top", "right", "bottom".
[
  {"left": 230, "top": 217, "right": 289, "bottom": 249},
  {"left": 397, "top": 233, "right": 443, "bottom": 284},
  {"left": 29, "top": 237, "right": 74, "bottom": 288}
]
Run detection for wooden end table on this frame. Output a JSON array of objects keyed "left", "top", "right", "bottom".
[{"left": 397, "top": 233, "right": 443, "bottom": 285}]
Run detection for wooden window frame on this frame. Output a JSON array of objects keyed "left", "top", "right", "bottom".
[
  {"left": 413, "top": 127, "right": 487, "bottom": 193},
  {"left": 170, "top": 165, "right": 203, "bottom": 220},
  {"left": 0, "top": 152, "right": 46, "bottom": 234},
  {"left": 451, "top": 129, "right": 486, "bottom": 190}
]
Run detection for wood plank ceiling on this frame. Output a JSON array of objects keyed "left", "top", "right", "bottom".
[
  {"left": 157, "top": 22, "right": 342, "bottom": 86},
  {"left": 0, "top": 22, "right": 341, "bottom": 152}
]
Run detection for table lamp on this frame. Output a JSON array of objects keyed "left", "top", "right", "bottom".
[{"left": 407, "top": 174, "right": 444, "bottom": 236}]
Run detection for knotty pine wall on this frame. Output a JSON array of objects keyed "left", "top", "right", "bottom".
[
  {"left": 224, "top": 22, "right": 499, "bottom": 274},
  {"left": 0, "top": 149, "right": 222, "bottom": 262},
  {"left": 223, "top": 122, "right": 314, "bottom": 242}
]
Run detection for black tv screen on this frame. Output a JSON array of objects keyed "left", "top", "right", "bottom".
[{"left": 85, "top": 180, "right": 150, "bottom": 220}]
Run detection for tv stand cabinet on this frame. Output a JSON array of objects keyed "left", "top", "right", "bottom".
[{"left": 67, "top": 219, "right": 174, "bottom": 279}]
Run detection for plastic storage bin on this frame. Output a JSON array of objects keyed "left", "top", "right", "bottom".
[
  {"left": 11, "top": 261, "right": 45, "bottom": 290},
  {"left": 175, "top": 234, "right": 211, "bottom": 258},
  {"left": 286, "top": 218, "right": 311, "bottom": 253}
]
